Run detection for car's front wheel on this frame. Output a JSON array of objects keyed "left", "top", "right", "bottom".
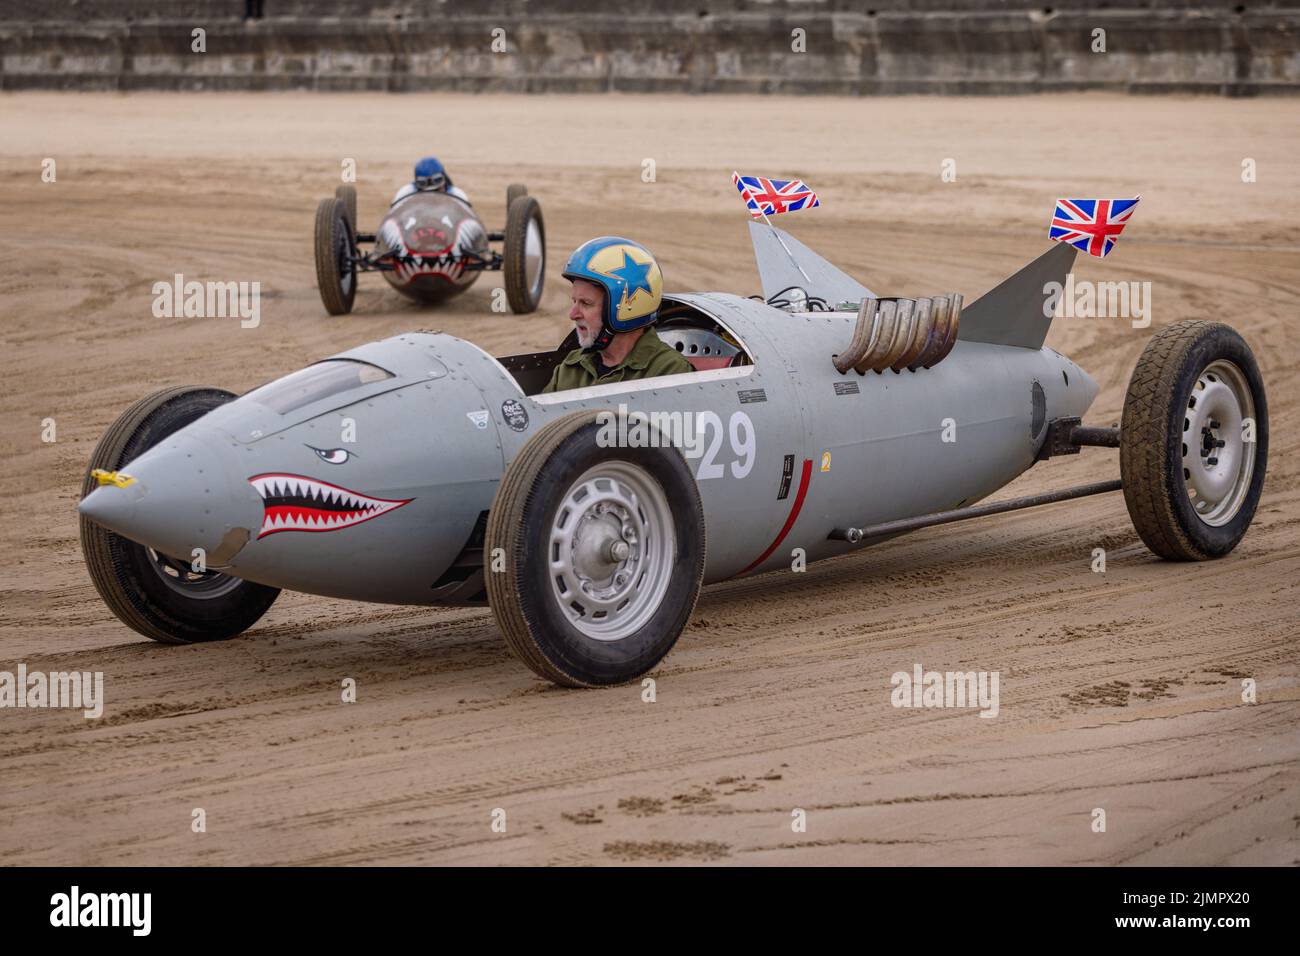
[
  {"left": 314, "top": 196, "right": 357, "bottom": 315},
  {"left": 485, "top": 411, "right": 705, "bottom": 687},
  {"left": 502, "top": 194, "right": 545, "bottom": 314},
  {"left": 79, "top": 386, "right": 281, "bottom": 643}
]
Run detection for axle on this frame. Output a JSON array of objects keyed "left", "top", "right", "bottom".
[{"left": 829, "top": 479, "right": 1124, "bottom": 544}]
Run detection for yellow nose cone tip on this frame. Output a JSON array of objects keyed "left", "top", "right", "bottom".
[{"left": 91, "top": 469, "right": 136, "bottom": 489}]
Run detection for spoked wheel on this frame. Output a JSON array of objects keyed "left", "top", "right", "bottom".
[
  {"left": 314, "top": 196, "right": 357, "bottom": 315},
  {"left": 79, "top": 386, "right": 280, "bottom": 643},
  {"left": 145, "top": 546, "right": 245, "bottom": 598},
  {"left": 1120, "top": 320, "right": 1268, "bottom": 560},
  {"left": 503, "top": 193, "right": 545, "bottom": 314},
  {"left": 486, "top": 411, "right": 705, "bottom": 687}
]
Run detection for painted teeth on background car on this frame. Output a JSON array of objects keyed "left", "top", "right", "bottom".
[{"left": 248, "top": 473, "right": 412, "bottom": 538}]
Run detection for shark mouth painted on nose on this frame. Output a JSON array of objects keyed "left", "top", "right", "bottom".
[{"left": 249, "top": 473, "right": 412, "bottom": 538}]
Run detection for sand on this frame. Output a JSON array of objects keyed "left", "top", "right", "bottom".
[{"left": 1, "top": 92, "right": 1297, "bottom": 864}]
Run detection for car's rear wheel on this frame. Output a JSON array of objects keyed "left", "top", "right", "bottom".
[
  {"left": 1120, "top": 320, "right": 1268, "bottom": 560},
  {"left": 80, "top": 387, "right": 281, "bottom": 644},
  {"left": 503, "top": 194, "right": 545, "bottom": 314},
  {"left": 485, "top": 411, "right": 705, "bottom": 687},
  {"left": 314, "top": 196, "right": 356, "bottom": 315}
]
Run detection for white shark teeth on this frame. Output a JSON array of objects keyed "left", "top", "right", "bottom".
[{"left": 250, "top": 473, "right": 408, "bottom": 538}]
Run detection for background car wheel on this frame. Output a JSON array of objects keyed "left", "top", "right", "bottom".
[
  {"left": 1120, "top": 320, "right": 1268, "bottom": 560},
  {"left": 506, "top": 183, "right": 527, "bottom": 208},
  {"left": 485, "top": 411, "right": 706, "bottom": 687},
  {"left": 79, "top": 386, "right": 281, "bottom": 644},
  {"left": 314, "top": 196, "right": 356, "bottom": 315},
  {"left": 503, "top": 194, "right": 545, "bottom": 314},
  {"left": 334, "top": 184, "right": 358, "bottom": 232}
]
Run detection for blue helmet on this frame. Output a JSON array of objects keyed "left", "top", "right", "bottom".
[
  {"left": 562, "top": 237, "right": 664, "bottom": 348},
  {"left": 413, "top": 156, "right": 447, "bottom": 191}
]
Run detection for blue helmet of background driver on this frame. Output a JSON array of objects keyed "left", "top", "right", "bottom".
[
  {"left": 413, "top": 156, "right": 447, "bottom": 191},
  {"left": 562, "top": 237, "right": 664, "bottom": 350}
]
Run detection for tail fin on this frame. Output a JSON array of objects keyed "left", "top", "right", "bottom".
[
  {"left": 957, "top": 242, "right": 1077, "bottom": 349},
  {"left": 748, "top": 221, "right": 874, "bottom": 305}
]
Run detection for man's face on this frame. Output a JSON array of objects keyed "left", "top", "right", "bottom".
[{"left": 569, "top": 279, "right": 604, "bottom": 348}]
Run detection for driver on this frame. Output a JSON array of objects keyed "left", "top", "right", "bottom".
[
  {"left": 390, "top": 156, "right": 471, "bottom": 207},
  {"left": 542, "top": 237, "right": 693, "bottom": 393}
]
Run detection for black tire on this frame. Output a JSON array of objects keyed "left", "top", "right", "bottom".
[
  {"left": 79, "top": 387, "right": 281, "bottom": 644},
  {"left": 334, "top": 184, "right": 358, "bottom": 232},
  {"left": 485, "top": 411, "right": 706, "bottom": 687},
  {"left": 1120, "top": 320, "right": 1268, "bottom": 561},
  {"left": 503, "top": 194, "right": 545, "bottom": 314},
  {"left": 506, "top": 183, "right": 527, "bottom": 209},
  {"left": 314, "top": 197, "right": 356, "bottom": 315}
]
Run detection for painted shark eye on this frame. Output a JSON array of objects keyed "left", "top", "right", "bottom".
[{"left": 309, "top": 446, "right": 351, "bottom": 465}]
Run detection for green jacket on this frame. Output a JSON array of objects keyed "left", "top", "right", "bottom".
[{"left": 542, "top": 328, "right": 694, "bottom": 393}]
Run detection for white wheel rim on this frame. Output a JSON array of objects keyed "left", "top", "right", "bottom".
[
  {"left": 548, "top": 461, "right": 675, "bottom": 642},
  {"left": 524, "top": 217, "right": 544, "bottom": 302},
  {"left": 1181, "top": 359, "right": 1256, "bottom": 527},
  {"left": 337, "top": 223, "right": 354, "bottom": 295}
]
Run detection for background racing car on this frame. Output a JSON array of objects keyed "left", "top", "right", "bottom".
[{"left": 314, "top": 177, "right": 545, "bottom": 316}]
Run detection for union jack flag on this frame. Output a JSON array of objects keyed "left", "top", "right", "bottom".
[
  {"left": 1049, "top": 197, "right": 1140, "bottom": 258},
  {"left": 733, "top": 172, "right": 821, "bottom": 218}
]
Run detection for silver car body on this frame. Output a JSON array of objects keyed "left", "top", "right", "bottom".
[
  {"left": 79, "top": 223, "right": 1096, "bottom": 605},
  {"left": 375, "top": 190, "right": 489, "bottom": 302}
]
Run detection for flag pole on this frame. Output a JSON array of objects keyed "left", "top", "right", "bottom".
[
  {"left": 756, "top": 206, "right": 812, "bottom": 285},
  {"left": 734, "top": 172, "right": 812, "bottom": 286}
]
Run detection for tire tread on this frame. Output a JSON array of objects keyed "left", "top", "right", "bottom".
[
  {"left": 1120, "top": 320, "right": 1264, "bottom": 561},
  {"left": 314, "top": 197, "right": 355, "bottom": 315},
  {"left": 79, "top": 387, "right": 279, "bottom": 643}
]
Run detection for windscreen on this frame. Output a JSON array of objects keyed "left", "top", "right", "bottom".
[{"left": 243, "top": 360, "right": 393, "bottom": 415}]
